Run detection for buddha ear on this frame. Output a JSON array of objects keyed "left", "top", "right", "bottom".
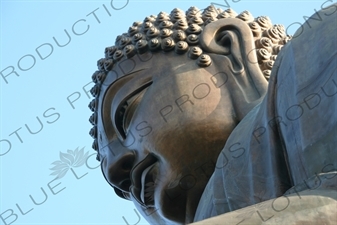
[
  {"left": 200, "top": 18, "right": 260, "bottom": 71},
  {"left": 200, "top": 18, "right": 268, "bottom": 116}
]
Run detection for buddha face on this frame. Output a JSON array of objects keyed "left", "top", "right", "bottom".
[
  {"left": 89, "top": 14, "right": 278, "bottom": 223},
  {"left": 96, "top": 47, "right": 266, "bottom": 224}
]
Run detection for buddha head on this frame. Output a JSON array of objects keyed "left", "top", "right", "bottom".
[{"left": 88, "top": 5, "right": 290, "bottom": 224}]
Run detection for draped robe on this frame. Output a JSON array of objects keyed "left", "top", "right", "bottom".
[{"left": 194, "top": 4, "right": 337, "bottom": 223}]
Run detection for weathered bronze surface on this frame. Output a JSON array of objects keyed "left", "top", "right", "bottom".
[{"left": 88, "top": 4, "right": 337, "bottom": 225}]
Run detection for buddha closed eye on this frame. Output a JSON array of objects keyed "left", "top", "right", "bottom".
[
  {"left": 119, "top": 87, "right": 149, "bottom": 136},
  {"left": 113, "top": 82, "right": 152, "bottom": 140}
]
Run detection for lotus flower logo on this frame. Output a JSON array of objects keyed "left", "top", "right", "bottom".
[{"left": 50, "top": 147, "right": 90, "bottom": 179}]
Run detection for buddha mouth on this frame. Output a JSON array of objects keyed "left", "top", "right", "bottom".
[
  {"left": 140, "top": 164, "right": 157, "bottom": 206},
  {"left": 130, "top": 153, "right": 157, "bottom": 207}
]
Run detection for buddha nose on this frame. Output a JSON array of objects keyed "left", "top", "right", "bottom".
[{"left": 107, "top": 151, "right": 136, "bottom": 193}]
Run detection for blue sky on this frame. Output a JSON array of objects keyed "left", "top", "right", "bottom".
[{"left": 0, "top": 0, "right": 333, "bottom": 224}]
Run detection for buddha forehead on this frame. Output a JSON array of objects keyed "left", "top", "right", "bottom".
[
  {"left": 88, "top": 5, "right": 291, "bottom": 160},
  {"left": 96, "top": 50, "right": 212, "bottom": 83}
]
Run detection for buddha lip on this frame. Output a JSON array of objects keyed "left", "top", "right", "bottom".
[
  {"left": 130, "top": 153, "right": 157, "bottom": 207},
  {"left": 140, "top": 164, "right": 156, "bottom": 206}
]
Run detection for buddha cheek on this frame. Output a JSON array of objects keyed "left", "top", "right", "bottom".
[{"left": 133, "top": 121, "right": 153, "bottom": 140}]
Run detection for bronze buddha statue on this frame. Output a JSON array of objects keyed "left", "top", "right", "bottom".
[{"left": 87, "top": 4, "right": 337, "bottom": 224}]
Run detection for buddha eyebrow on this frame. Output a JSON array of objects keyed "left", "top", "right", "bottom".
[
  {"left": 119, "top": 68, "right": 149, "bottom": 80},
  {"left": 107, "top": 68, "right": 149, "bottom": 93}
]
